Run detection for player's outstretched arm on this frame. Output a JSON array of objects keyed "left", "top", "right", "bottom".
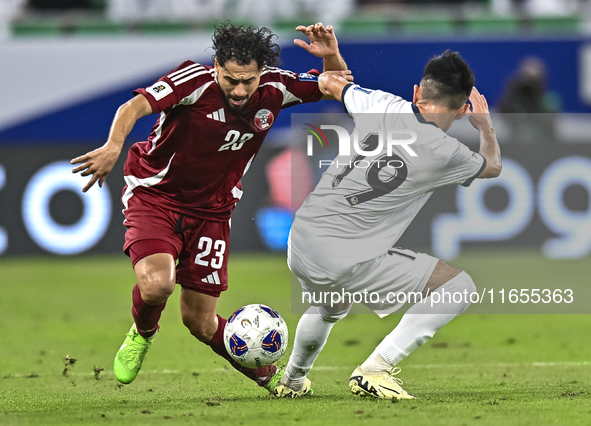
[
  {"left": 70, "top": 94, "right": 153, "bottom": 192},
  {"left": 294, "top": 22, "right": 347, "bottom": 71},
  {"left": 318, "top": 73, "right": 352, "bottom": 102},
  {"left": 467, "top": 87, "right": 502, "bottom": 179}
]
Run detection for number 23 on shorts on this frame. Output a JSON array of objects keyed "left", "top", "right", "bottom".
[{"left": 194, "top": 236, "right": 226, "bottom": 269}]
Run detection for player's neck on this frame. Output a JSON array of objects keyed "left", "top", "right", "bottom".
[{"left": 415, "top": 103, "right": 456, "bottom": 132}]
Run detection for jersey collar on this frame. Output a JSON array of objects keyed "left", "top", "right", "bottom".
[{"left": 411, "top": 103, "right": 439, "bottom": 128}]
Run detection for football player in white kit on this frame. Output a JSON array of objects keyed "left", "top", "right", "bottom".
[{"left": 273, "top": 50, "right": 502, "bottom": 399}]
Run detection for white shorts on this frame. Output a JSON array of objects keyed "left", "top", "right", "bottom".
[{"left": 289, "top": 247, "right": 439, "bottom": 318}]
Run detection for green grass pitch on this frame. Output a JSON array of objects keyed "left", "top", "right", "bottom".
[{"left": 1, "top": 251, "right": 590, "bottom": 425}]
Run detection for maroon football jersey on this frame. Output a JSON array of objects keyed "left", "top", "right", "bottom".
[{"left": 122, "top": 61, "right": 323, "bottom": 221}]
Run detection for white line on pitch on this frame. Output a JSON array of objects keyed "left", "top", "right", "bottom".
[
  {"left": 4, "top": 362, "right": 591, "bottom": 379},
  {"left": 317, "top": 361, "right": 591, "bottom": 370}
]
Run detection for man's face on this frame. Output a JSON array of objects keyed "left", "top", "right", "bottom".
[{"left": 215, "top": 59, "right": 262, "bottom": 110}]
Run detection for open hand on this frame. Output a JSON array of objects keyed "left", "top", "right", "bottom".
[
  {"left": 294, "top": 22, "right": 339, "bottom": 58},
  {"left": 71, "top": 144, "right": 120, "bottom": 192},
  {"left": 467, "top": 87, "right": 493, "bottom": 131}
]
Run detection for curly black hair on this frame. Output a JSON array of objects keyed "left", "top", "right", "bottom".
[
  {"left": 212, "top": 22, "right": 280, "bottom": 69},
  {"left": 420, "top": 50, "right": 475, "bottom": 110}
]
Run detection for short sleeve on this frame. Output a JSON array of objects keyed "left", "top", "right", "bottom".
[
  {"left": 133, "top": 61, "right": 214, "bottom": 114},
  {"left": 276, "top": 69, "right": 323, "bottom": 109},
  {"left": 342, "top": 85, "right": 404, "bottom": 115},
  {"left": 437, "top": 138, "right": 487, "bottom": 187}
]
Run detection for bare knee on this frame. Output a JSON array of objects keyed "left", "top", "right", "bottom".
[
  {"left": 182, "top": 313, "right": 217, "bottom": 343},
  {"left": 135, "top": 254, "right": 176, "bottom": 304},
  {"left": 137, "top": 269, "right": 175, "bottom": 304},
  {"left": 422, "top": 260, "right": 463, "bottom": 297}
]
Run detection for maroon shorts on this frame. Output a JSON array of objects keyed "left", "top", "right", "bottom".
[{"left": 123, "top": 195, "right": 230, "bottom": 297}]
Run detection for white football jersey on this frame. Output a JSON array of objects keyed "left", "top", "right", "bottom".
[{"left": 290, "top": 84, "right": 486, "bottom": 276}]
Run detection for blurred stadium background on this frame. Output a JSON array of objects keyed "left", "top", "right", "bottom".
[{"left": 1, "top": 0, "right": 590, "bottom": 260}]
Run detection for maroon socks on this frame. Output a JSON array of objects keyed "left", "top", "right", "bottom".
[
  {"left": 131, "top": 284, "right": 166, "bottom": 338},
  {"left": 130, "top": 286, "right": 275, "bottom": 385},
  {"left": 207, "top": 314, "right": 276, "bottom": 387}
]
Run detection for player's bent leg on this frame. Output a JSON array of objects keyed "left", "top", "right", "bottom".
[
  {"left": 134, "top": 252, "right": 177, "bottom": 306},
  {"left": 352, "top": 261, "right": 476, "bottom": 399},
  {"left": 114, "top": 251, "right": 176, "bottom": 384},
  {"left": 179, "top": 287, "right": 219, "bottom": 342},
  {"left": 421, "top": 260, "right": 465, "bottom": 299},
  {"left": 132, "top": 252, "right": 176, "bottom": 336},
  {"left": 274, "top": 303, "right": 351, "bottom": 398},
  {"left": 179, "top": 288, "right": 278, "bottom": 388}
]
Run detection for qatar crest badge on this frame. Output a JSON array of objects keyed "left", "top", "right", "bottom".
[{"left": 254, "top": 109, "right": 274, "bottom": 131}]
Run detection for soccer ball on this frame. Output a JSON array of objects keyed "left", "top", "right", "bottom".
[{"left": 223, "top": 304, "right": 288, "bottom": 369}]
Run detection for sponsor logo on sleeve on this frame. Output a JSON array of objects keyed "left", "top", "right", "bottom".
[
  {"left": 148, "top": 81, "right": 173, "bottom": 101},
  {"left": 298, "top": 73, "right": 319, "bottom": 82}
]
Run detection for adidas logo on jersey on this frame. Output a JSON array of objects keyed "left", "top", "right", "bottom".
[
  {"left": 201, "top": 271, "right": 221, "bottom": 285},
  {"left": 206, "top": 108, "right": 226, "bottom": 123}
]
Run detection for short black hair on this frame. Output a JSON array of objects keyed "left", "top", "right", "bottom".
[
  {"left": 420, "top": 50, "right": 475, "bottom": 110},
  {"left": 212, "top": 22, "right": 280, "bottom": 69}
]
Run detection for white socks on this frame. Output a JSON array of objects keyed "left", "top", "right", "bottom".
[
  {"left": 284, "top": 305, "right": 350, "bottom": 387},
  {"left": 362, "top": 271, "right": 476, "bottom": 372},
  {"left": 284, "top": 271, "right": 476, "bottom": 383}
]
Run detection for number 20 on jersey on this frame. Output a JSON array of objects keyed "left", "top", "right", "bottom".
[{"left": 219, "top": 130, "right": 254, "bottom": 152}]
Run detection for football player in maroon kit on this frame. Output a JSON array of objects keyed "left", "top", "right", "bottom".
[{"left": 71, "top": 22, "right": 349, "bottom": 390}]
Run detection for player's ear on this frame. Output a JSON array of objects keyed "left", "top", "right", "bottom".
[
  {"left": 413, "top": 85, "right": 421, "bottom": 104},
  {"left": 455, "top": 103, "right": 470, "bottom": 120},
  {"left": 214, "top": 58, "right": 220, "bottom": 73}
]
